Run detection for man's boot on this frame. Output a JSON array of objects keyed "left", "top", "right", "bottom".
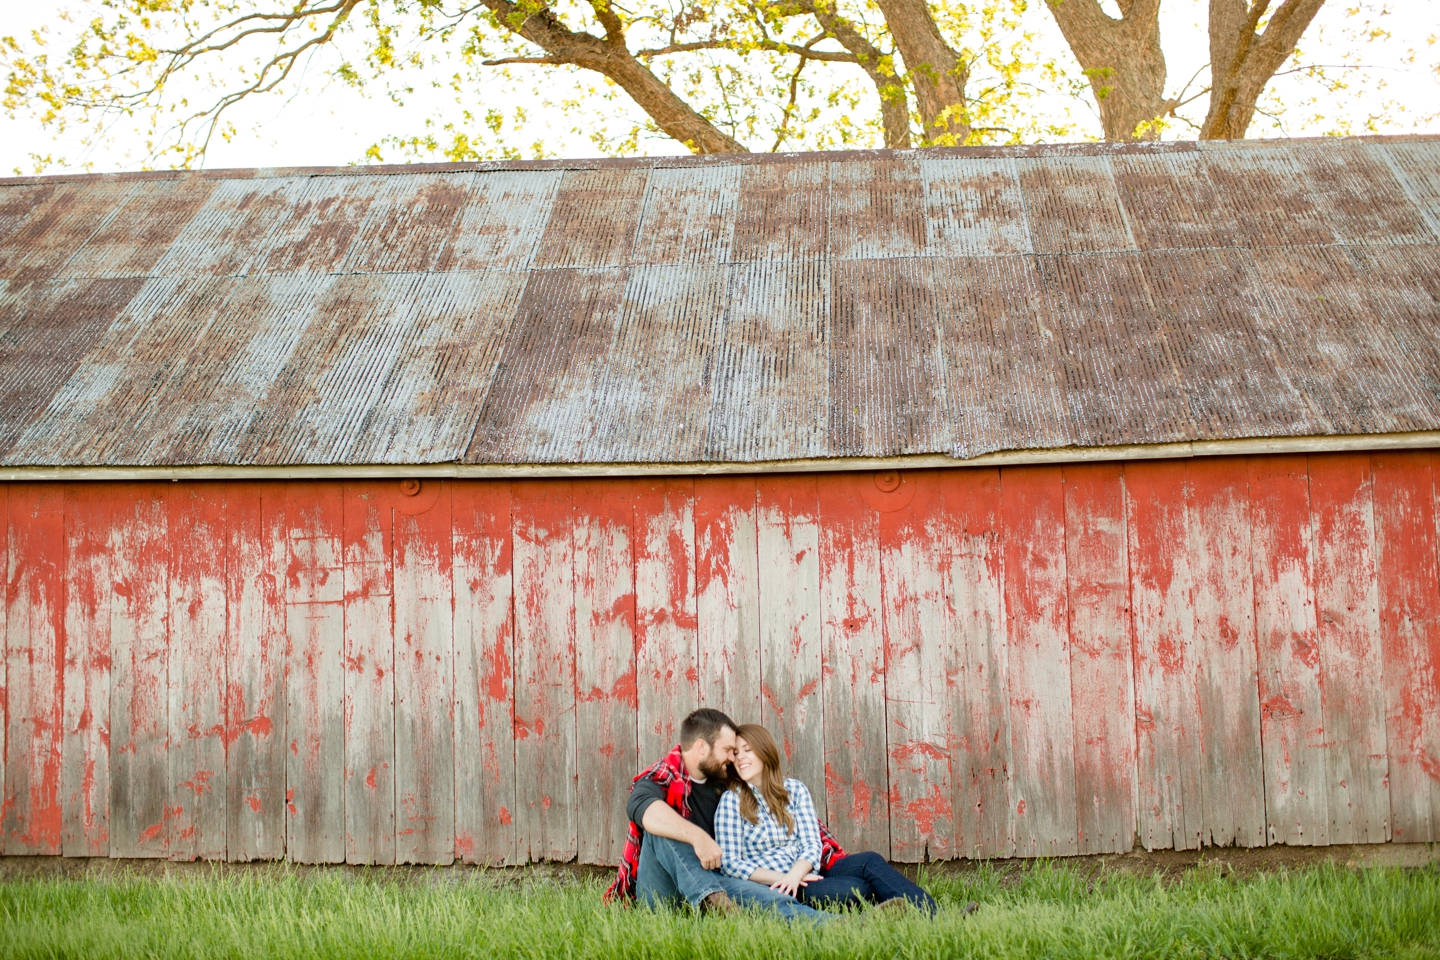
[{"left": 699, "top": 890, "right": 740, "bottom": 916}]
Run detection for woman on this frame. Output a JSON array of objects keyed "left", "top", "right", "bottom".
[{"left": 713, "top": 723, "right": 938, "bottom": 915}]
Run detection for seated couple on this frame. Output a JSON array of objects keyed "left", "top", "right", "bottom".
[{"left": 604, "top": 708, "right": 937, "bottom": 922}]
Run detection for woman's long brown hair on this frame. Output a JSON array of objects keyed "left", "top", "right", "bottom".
[{"left": 733, "top": 724, "right": 794, "bottom": 835}]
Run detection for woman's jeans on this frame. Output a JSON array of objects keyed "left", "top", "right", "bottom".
[{"left": 797, "top": 851, "right": 939, "bottom": 915}]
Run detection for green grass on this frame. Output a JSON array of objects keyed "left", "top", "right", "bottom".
[{"left": 1, "top": 861, "right": 1437, "bottom": 959}]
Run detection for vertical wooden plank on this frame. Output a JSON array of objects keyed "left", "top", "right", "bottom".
[
  {"left": 1187, "top": 458, "right": 1266, "bottom": 848},
  {"left": 1002, "top": 466, "right": 1079, "bottom": 857},
  {"left": 1062, "top": 463, "right": 1135, "bottom": 855},
  {"left": 393, "top": 481, "right": 455, "bottom": 865},
  {"left": 342, "top": 482, "right": 394, "bottom": 865},
  {"left": 2, "top": 484, "right": 65, "bottom": 854},
  {"left": 943, "top": 468, "right": 1014, "bottom": 860},
  {"left": 511, "top": 480, "right": 576, "bottom": 862},
  {"left": 1309, "top": 453, "right": 1390, "bottom": 845},
  {"left": 573, "top": 479, "right": 637, "bottom": 865},
  {"left": 109, "top": 486, "right": 170, "bottom": 858},
  {"left": 452, "top": 481, "right": 517, "bottom": 865},
  {"left": 635, "top": 479, "right": 699, "bottom": 764},
  {"left": 1374, "top": 453, "right": 1440, "bottom": 842},
  {"left": 0, "top": 483, "right": 6, "bottom": 857},
  {"left": 62, "top": 486, "right": 112, "bottom": 857},
  {"left": 1251, "top": 455, "right": 1329, "bottom": 846},
  {"left": 226, "top": 482, "right": 288, "bottom": 861},
  {"left": 816, "top": 474, "right": 889, "bottom": 855},
  {"left": 168, "top": 484, "right": 229, "bottom": 861},
  {"left": 756, "top": 476, "right": 824, "bottom": 803},
  {"left": 880, "top": 472, "right": 956, "bottom": 861},
  {"left": 1126, "top": 461, "right": 1203, "bottom": 851},
  {"left": 695, "top": 477, "right": 761, "bottom": 725},
  {"left": 285, "top": 482, "right": 346, "bottom": 863}
]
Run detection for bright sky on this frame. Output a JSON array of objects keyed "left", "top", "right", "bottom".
[{"left": 0, "top": 0, "right": 1436, "bottom": 175}]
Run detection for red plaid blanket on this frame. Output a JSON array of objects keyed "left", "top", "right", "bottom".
[{"left": 604, "top": 745, "right": 847, "bottom": 904}]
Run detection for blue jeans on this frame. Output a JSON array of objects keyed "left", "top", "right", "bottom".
[
  {"left": 635, "top": 833, "right": 830, "bottom": 923},
  {"left": 797, "top": 851, "right": 939, "bottom": 915}
]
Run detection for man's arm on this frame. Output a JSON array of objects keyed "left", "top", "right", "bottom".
[
  {"left": 626, "top": 778, "right": 723, "bottom": 869},
  {"left": 639, "top": 801, "right": 723, "bottom": 870}
]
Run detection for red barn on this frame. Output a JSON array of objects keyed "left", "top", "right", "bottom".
[{"left": 1, "top": 135, "right": 1439, "bottom": 865}]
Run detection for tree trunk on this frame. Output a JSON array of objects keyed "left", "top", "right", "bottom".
[
  {"left": 873, "top": 0, "right": 971, "bottom": 144},
  {"left": 804, "top": 0, "right": 912, "bottom": 148},
  {"left": 1042, "top": 0, "right": 1170, "bottom": 141},
  {"left": 485, "top": 0, "right": 747, "bottom": 154},
  {"left": 1201, "top": 0, "right": 1326, "bottom": 139}
]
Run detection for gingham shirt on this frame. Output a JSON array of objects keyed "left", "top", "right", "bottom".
[{"left": 714, "top": 778, "right": 824, "bottom": 880}]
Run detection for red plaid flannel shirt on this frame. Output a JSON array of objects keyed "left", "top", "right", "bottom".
[{"left": 604, "top": 745, "right": 847, "bottom": 904}]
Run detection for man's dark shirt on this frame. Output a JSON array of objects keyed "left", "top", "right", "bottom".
[{"left": 627, "top": 771, "right": 728, "bottom": 838}]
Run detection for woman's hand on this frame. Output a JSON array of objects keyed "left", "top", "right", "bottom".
[
  {"left": 768, "top": 873, "right": 804, "bottom": 897},
  {"left": 769, "top": 861, "right": 817, "bottom": 898}
]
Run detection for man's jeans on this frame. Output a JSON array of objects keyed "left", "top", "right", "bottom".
[{"left": 635, "top": 833, "right": 830, "bottom": 923}]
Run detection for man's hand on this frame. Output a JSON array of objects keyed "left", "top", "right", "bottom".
[
  {"left": 640, "top": 800, "right": 722, "bottom": 869},
  {"left": 692, "top": 833, "right": 723, "bottom": 870}
]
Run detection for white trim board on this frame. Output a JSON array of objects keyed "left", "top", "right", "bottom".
[{"left": 3, "top": 431, "right": 1439, "bottom": 482}]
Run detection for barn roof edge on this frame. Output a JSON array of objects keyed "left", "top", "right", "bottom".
[
  {"left": 4, "top": 132, "right": 1437, "bottom": 186},
  {"left": 5, "top": 430, "right": 1437, "bottom": 482}
]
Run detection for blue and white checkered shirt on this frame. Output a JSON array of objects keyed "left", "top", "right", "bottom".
[{"left": 714, "top": 778, "right": 824, "bottom": 880}]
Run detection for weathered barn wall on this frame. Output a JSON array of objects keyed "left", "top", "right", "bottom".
[{"left": 4, "top": 455, "right": 1439, "bottom": 864}]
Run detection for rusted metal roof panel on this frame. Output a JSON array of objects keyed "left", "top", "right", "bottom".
[
  {"left": 349, "top": 270, "right": 528, "bottom": 464},
  {"left": 588, "top": 264, "right": 728, "bottom": 461},
  {"left": 830, "top": 158, "right": 927, "bottom": 260},
  {"left": 0, "top": 135, "right": 1438, "bottom": 468},
  {"left": 533, "top": 169, "right": 648, "bottom": 268},
  {"left": 1110, "top": 153, "right": 1232, "bottom": 251},
  {"left": 1377, "top": 141, "right": 1440, "bottom": 239},
  {"left": 245, "top": 175, "right": 391, "bottom": 275},
  {"left": 1291, "top": 141, "right": 1433, "bottom": 245},
  {"left": 231, "top": 273, "right": 422, "bottom": 463},
  {"left": 829, "top": 257, "right": 949, "bottom": 457},
  {"left": 150, "top": 178, "right": 296, "bottom": 277},
  {"left": 59, "top": 178, "right": 218, "bottom": 278},
  {"left": 132, "top": 274, "right": 339, "bottom": 463},
  {"left": 434, "top": 170, "right": 560, "bottom": 272},
  {"left": 464, "top": 267, "right": 629, "bottom": 462},
  {"left": 17, "top": 277, "right": 240, "bottom": 462},
  {"left": 0, "top": 181, "right": 135, "bottom": 283},
  {"left": 341, "top": 172, "right": 472, "bottom": 274},
  {"left": 729, "top": 161, "right": 829, "bottom": 262},
  {"left": 1017, "top": 157, "right": 1136, "bottom": 254},
  {"left": 1037, "top": 253, "right": 1193, "bottom": 447},
  {"left": 936, "top": 254, "right": 1068, "bottom": 457},
  {"left": 703, "top": 261, "right": 831, "bottom": 461},
  {"left": 1198, "top": 144, "right": 1337, "bottom": 247},
  {"left": 0, "top": 278, "right": 148, "bottom": 452},
  {"left": 1134, "top": 248, "right": 1320, "bottom": 439},
  {"left": 920, "top": 157, "right": 1033, "bottom": 256},
  {"left": 1247, "top": 245, "right": 1440, "bottom": 433},
  {"left": 631, "top": 165, "right": 740, "bottom": 265}
]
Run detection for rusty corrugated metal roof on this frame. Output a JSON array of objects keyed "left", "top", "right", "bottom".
[{"left": 1, "top": 136, "right": 1438, "bottom": 468}]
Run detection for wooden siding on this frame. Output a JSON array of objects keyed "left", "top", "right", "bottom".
[{"left": 3, "top": 454, "right": 1439, "bottom": 862}]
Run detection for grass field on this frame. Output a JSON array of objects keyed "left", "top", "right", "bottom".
[{"left": 1, "top": 860, "right": 1437, "bottom": 959}]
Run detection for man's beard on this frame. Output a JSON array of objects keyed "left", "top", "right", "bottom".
[{"left": 697, "top": 754, "right": 731, "bottom": 781}]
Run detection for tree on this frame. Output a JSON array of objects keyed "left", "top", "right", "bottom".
[
  {"left": 1039, "top": 0, "right": 1329, "bottom": 141},
  {"left": 1, "top": 0, "right": 1061, "bottom": 166}
]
